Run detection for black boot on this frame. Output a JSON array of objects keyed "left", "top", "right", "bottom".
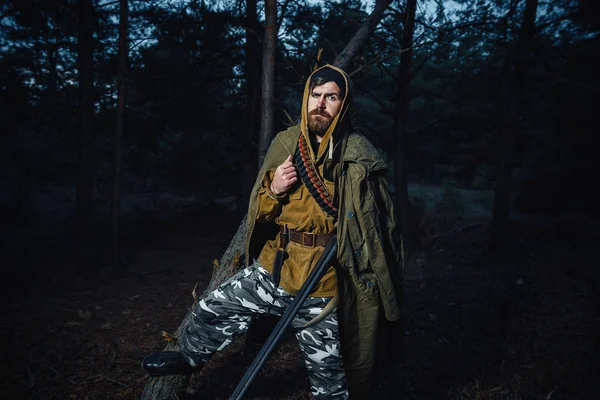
[{"left": 141, "top": 351, "right": 199, "bottom": 376}]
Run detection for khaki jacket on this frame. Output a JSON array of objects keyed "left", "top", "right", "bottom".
[
  {"left": 254, "top": 163, "right": 339, "bottom": 297},
  {"left": 245, "top": 125, "right": 403, "bottom": 398}
]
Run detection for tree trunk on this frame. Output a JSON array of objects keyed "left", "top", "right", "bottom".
[
  {"left": 257, "top": 0, "right": 277, "bottom": 168},
  {"left": 111, "top": 0, "right": 128, "bottom": 274},
  {"left": 489, "top": 0, "right": 539, "bottom": 256},
  {"left": 77, "top": 0, "right": 94, "bottom": 269},
  {"left": 393, "top": 0, "right": 416, "bottom": 262},
  {"left": 142, "top": 1, "right": 393, "bottom": 396},
  {"left": 333, "top": 0, "right": 392, "bottom": 68},
  {"left": 237, "top": 0, "right": 262, "bottom": 217}
]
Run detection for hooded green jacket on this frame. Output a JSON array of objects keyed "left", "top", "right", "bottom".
[{"left": 245, "top": 65, "right": 403, "bottom": 398}]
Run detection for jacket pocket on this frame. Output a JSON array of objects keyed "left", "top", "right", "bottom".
[{"left": 348, "top": 269, "right": 379, "bottom": 300}]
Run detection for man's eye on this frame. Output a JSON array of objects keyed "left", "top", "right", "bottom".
[
  {"left": 328, "top": 95, "right": 338, "bottom": 101},
  {"left": 312, "top": 93, "right": 320, "bottom": 98}
]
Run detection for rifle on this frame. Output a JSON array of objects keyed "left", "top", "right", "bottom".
[{"left": 229, "top": 236, "right": 338, "bottom": 400}]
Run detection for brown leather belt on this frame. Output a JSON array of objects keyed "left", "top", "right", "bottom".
[{"left": 279, "top": 225, "right": 335, "bottom": 248}]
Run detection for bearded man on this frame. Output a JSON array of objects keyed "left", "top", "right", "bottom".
[{"left": 141, "top": 65, "right": 403, "bottom": 399}]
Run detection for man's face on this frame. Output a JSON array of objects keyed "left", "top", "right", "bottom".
[{"left": 307, "top": 81, "right": 343, "bottom": 139}]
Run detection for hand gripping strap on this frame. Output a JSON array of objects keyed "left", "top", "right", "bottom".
[{"left": 294, "top": 134, "right": 338, "bottom": 219}]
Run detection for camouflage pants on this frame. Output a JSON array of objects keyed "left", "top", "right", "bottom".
[{"left": 180, "top": 261, "right": 349, "bottom": 399}]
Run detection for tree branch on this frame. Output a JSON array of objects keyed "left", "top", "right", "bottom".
[{"left": 333, "top": 0, "right": 392, "bottom": 69}]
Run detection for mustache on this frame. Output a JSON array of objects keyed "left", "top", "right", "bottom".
[{"left": 309, "top": 109, "right": 332, "bottom": 118}]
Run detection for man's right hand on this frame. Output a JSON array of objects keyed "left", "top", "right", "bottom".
[{"left": 271, "top": 155, "right": 298, "bottom": 196}]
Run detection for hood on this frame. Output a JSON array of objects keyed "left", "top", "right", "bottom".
[{"left": 300, "top": 64, "right": 353, "bottom": 163}]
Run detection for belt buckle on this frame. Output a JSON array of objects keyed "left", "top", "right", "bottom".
[{"left": 302, "top": 232, "right": 315, "bottom": 247}]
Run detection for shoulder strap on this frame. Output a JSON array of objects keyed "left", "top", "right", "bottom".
[{"left": 294, "top": 134, "right": 338, "bottom": 219}]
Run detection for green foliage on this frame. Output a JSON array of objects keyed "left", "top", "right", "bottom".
[{"left": 0, "top": 0, "right": 597, "bottom": 219}]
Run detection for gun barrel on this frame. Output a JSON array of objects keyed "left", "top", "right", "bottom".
[{"left": 229, "top": 236, "right": 338, "bottom": 400}]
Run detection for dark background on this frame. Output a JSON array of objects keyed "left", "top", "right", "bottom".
[{"left": 1, "top": 0, "right": 598, "bottom": 399}]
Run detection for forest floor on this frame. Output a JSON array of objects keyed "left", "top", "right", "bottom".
[{"left": 2, "top": 200, "right": 598, "bottom": 400}]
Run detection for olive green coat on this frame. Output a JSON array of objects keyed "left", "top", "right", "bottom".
[{"left": 245, "top": 125, "right": 403, "bottom": 398}]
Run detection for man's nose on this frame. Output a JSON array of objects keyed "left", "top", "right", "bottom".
[{"left": 317, "top": 96, "right": 326, "bottom": 108}]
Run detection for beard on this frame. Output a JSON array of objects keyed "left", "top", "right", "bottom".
[{"left": 308, "top": 109, "right": 333, "bottom": 137}]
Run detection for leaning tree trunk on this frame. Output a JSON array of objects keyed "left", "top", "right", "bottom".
[
  {"left": 77, "top": 0, "right": 94, "bottom": 269},
  {"left": 333, "top": 0, "right": 392, "bottom": 67},
  {"left": 141, "top": 219, "right": 248, "bottom": 399},
  {"left": 110, "top": 0, "right": 128, "bottom": 274},
  {"left": 489, "top": 0, "right": 538, "bottom": 256},
  {"left": 142, "top": 1, "right": 393, "bottom": 397}
]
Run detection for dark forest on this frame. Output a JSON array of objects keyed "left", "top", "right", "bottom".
[{"left": 1, "top": 0, "right": 598, "bottom": 399}]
